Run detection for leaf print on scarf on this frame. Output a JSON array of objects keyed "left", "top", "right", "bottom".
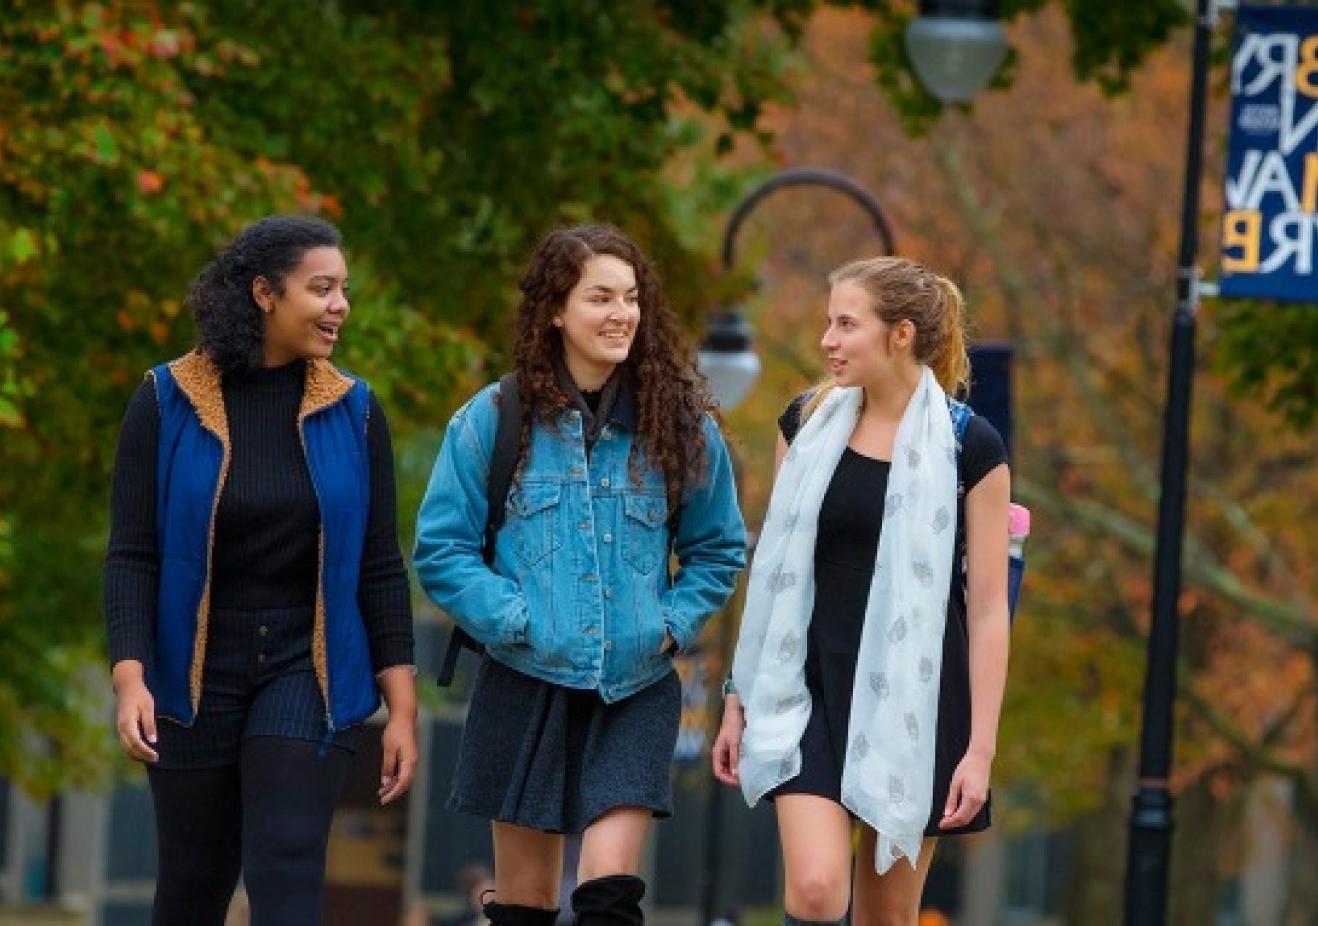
[
  {"left": 932, "top": 506, "right": 951, "bottom": 535},
  {"left": 919, "top": 657, "right": 934, "bottom": 684},
  {"left": 887, "top": 616, "right": 908, "bottom": 644},
  {"left": 775, "top": 692, "right": 809, "bottom": 714},
  {"left": 777, "top": 632, "right": 800, "bottom": 662},
  {"left": 912, "top": 556, "right": 934, "bottom": 587},
  {"left": 870, "top": 672, "right": 890, "bottom": 700},
  {"left": 850, "top": 733, "right": 870, "bottom": 763},
  {"left": 888, "top": 775, "right": 905, "bottom": 804},
  {"left": 767, "top": 566, "right": 797, "bottom": 595},
  {"left": 904, "top": 712, "right": 919, "bottom": 742}
]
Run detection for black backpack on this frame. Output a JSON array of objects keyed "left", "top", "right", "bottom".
[
  {"left": 436, "top": 373, "right": 523, "bottom": 687},
  {"left": 435, "top": 373, "right": 684, "bottom": 686}
]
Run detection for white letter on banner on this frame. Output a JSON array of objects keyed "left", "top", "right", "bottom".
[
  {"left": 1280, "top": 88, "right": 1318, "bottom": 156},
  {"left": 1235, "top": 33, "right": 1297, "bottom": 97},
  {"left": 1260, "top": 214, "right": 1315, "bottom": 275},
  {"left": 1226, "top": 150, "right": 1263, "bottom": 209},
  {"left": 1239, "top": 151, "right": 1302, "bottom": 211}
]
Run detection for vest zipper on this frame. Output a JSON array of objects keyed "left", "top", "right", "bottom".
[{"left": 297, "top": 410, "right": 335, "bottom": 734}]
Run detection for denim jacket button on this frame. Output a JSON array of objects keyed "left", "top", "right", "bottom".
[
  {"left": 599, "top": 477, "right": 610, "bottom": 488},
  {"left": 602, "top": 532, "right": 613, "bottom": 543},
  {"left": 604, "top": 640, "right": 613, "bottom": 652}
]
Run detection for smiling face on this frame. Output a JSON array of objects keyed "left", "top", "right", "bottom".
[
  {"left": 553, "top": 253, "right": 640, "bottom": 389},
  {"left": 253, "top": 246, "right": 350, "bottom": 367},
  {"left": 820, "top": 280, "right": 915, "bottom": 388}
]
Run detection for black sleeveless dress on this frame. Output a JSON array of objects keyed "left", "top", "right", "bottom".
[{"left": 766, "top": 394, "right": 1006, "bottom": 836}]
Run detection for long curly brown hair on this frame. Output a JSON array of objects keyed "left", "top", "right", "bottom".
[{"left": 511, "top": 224, "right": 712, "bottom": 505}]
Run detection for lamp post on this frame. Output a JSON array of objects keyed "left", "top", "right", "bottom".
[
  {"left": 1123, "top": 1, "right": 1213, "bottom": 922},
  {"left": 695, "top": 167, "right": 895, "bottom": 926}
]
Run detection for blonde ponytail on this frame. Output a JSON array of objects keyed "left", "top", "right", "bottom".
[{"left": 929, "top": 275, "right": 970, "bottom": 397}]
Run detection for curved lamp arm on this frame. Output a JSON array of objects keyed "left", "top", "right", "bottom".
[{"left": 721, "top": 167, "right": 897, "bottom": 270}]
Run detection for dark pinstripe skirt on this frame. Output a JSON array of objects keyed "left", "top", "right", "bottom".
[{"left": 153, "top": 605, "right": 361, "bottom": 769}]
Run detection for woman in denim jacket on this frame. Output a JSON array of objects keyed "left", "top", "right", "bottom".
[{"left": 415, "top": 224, "right": 746, "bottom": 926}]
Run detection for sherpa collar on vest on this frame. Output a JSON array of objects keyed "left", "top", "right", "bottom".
[{"left": 167, "top": 350, "right": 356, "bottom": 439}]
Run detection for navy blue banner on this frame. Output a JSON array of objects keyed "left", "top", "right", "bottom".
[{"left": 1220, "top": 4, "right": 1318, "bottom": 303}]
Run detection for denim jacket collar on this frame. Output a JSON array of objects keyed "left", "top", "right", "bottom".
[{"left": 552, "top": 357, "right": 638, "bottom": 432}]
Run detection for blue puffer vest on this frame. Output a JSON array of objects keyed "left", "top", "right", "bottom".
[{"left": 149, "top": 351, "right": 377, "bottom": 729}]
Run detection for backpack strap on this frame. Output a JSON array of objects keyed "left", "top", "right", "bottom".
[
  {"left": 947, "top": 397, "right": 972, "bottom": 498},
  {"left": 484, "top": 371, "right": 522, "bottom": 562},
  {"left": 780, "top": 388, "right": 818, "bottom": 446},
  {"left": 437, "top": 373, "right": 522, "bottom": 687},
  {"left": 947, "top": 397, "right": 972, "bottom": 453}
]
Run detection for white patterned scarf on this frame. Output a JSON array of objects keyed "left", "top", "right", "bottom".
[{"left": 732, "top": 367, "right": 958, "bottom": 873}]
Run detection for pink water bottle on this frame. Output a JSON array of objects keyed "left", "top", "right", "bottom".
[{"left": 1007, "top": 503, "right": 1030, "bottom": 620}]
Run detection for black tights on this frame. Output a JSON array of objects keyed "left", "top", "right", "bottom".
[{"left": 146, "top": 736, "right": 353, "bottom": 926}]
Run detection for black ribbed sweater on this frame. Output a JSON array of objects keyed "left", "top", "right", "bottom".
[{"left": 103, "top": 360, "right": 413, "bottom": 673}]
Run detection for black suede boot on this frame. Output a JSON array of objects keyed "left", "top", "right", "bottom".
[
  {"left": 483, "top": 900, "right": 560, "bottom": 926},
  {"left": 570, "top": 874, "right": 646, "bottom": 926}
]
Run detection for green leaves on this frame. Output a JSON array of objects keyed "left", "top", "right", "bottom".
[
  {"left": 3, "top": 227, "right": 39, "bottom": 264},
  {"left": 1214, "top": 300, "right": 1318, "bottom": 430}
]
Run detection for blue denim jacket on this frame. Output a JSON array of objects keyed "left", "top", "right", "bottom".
[{"left": 414, "top": 382, "right": 746, "bottom": 702}]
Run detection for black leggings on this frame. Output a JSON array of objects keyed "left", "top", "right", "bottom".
[{"left": 146, "top": 736, "right": 354, "bottom": 926}]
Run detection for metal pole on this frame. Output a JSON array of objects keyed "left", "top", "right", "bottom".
[{"left": 1123, "top": 1, "right": 1212, "bottom": 922}]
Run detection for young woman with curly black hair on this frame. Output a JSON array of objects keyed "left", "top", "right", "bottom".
[
  {"left": 415, "top": 224, "right": 746, "bottom": 926},
  {"left": 103, "top": 214, "right": 417, "bottom": 925}
]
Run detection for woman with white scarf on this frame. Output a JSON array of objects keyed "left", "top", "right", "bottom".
[{"left": 712, "top": 257, "right": 1011, "bottom": 926}]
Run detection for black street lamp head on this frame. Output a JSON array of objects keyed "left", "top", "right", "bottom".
[
  {"left": 698, "top": 310, "right": 760, "bottom": 411},
  {"left": 905, "top": 0, "right": 1008, "bottom": 104}
]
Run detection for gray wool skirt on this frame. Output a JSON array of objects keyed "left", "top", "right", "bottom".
[{"left": 448, "top": 655, "right": 681, "bottom": 835}]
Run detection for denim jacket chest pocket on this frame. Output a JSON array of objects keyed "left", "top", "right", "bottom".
[
  {"left": 508, "top": 482, "right": 563, "bottom": 567},
  {"left": 621, "top": 492, "right": 668, "bottom": 575}
]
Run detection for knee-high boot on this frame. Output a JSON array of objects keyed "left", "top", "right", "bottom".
[
  {"left": 483, "top": 900, "right": 560, "bottom": 926},
  {"left": 570, "top": 874, "right": 646, "bottom": 926}
]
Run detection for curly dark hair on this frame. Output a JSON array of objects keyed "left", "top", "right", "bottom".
[
  {"left": 512, "top": 224, "right": 713, "bottom": 505},
  {"left": 189, "top": 214, "right": 343, "bottom": 372}
]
